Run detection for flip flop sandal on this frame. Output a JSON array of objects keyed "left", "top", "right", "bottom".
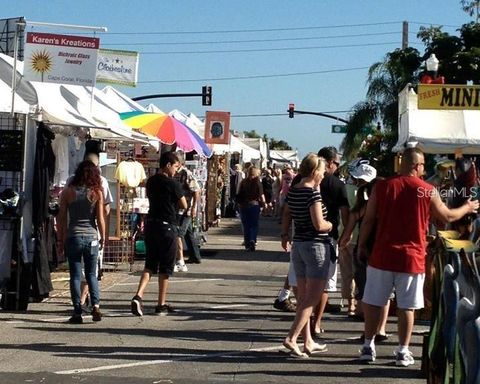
[{"left": 304, "top": 343, "right": 328, "bottom": 355}]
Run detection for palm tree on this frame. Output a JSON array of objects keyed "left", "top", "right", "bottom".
[{"left": 341, "top": 47, "right": 422, "bottom": 167}]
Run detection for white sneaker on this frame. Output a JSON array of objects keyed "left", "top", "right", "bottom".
[
  {"left": 359, "top": 346, "right": 376, "bottom": 362},
  {"left": 175, "top": 262, "right": 188, "bottom": 273},
  {"left": 394, "top": 349, "right": 415, "bottom": 367}
]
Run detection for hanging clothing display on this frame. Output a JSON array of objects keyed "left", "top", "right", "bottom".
[
  {"left": 51, "top": 134, "right": 70, "bottom": 186},
  {"left": 68, "top": 135, "right": 86, "bottom": 176},
  {"left": 32, "top": 122, "right": 56, "bottom": 229},
  {"left": 114, "top": 160, "right": 147, "bottom": 187},
  {"left": 31, "top": 222, "right": 54, "bottom": 300},
  {"left": 30, "top": 122, "right": 55, "bottom": 302},
  {"left": 0, "top": 230, "right": 13, "bottom": 288}
]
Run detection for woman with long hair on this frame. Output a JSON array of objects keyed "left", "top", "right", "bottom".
[
  {"left": 237, "top": 166, "right": 265, "bottom": 251},
  {"left": 57, "top": 160, "right": 106, "bottom": 324},
  {"left": 281, "top": 153, "right": 333, "bottom": 357}
]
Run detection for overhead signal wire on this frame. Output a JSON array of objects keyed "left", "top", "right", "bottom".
[
  {"left": 138, "top": 66, "right": 370, "bottom": 84},
  {"left": 101, "top": 21, "right": 404, "bottom": 35},
  {"left": 139, "top": 41, "right": 401, "bottom": 55},
  {"left": 101, "top": 31, "right": 403, "bottom": 46}
]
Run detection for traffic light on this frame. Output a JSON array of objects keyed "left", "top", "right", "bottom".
[
  {"left": 202, "top": 85, "right": 212, "bottom": 106},
  {"left": 288, "top": 103, "right": 295, "bottom": 118}
]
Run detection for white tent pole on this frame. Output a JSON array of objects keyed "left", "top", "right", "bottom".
[
  {"left": 10, "top": 23, "right": 20, "bottom": 116},
  {"left": 17, "top": 20, "right": 107, "bottom": 32}
]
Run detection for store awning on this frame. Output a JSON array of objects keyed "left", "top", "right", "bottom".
[{"left": 393, "top": 85, "right": 480, "bottom": 154}]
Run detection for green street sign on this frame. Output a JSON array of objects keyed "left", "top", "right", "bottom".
[{"left": 331, "top": 124, "right": 347, "bottom": 134}]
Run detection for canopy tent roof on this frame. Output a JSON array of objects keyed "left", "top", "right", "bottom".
[
  {"left": 145, "top": 103, "right": 165, "bottom": 114},
  {"left": 0, "top": 53, "right": 150, "bottom": 143},
  {"left": 393, "top": 85, "right": 480, "bottom": 154},
  {"left": 0, "top": 53, "right": 37, "bottom": 114},
  {"left": 100, "top": 86, "right": 148, "bottom": 114},
  {"left": 211, "top": 135, "right": 261, "bottom": 161},
  {"left": 269, "top": 149, "right": 300, "bottom": 167}
]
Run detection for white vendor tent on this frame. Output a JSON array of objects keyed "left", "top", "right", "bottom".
[
  {"left": 101, "top": 85, "right": 148, "bottom": 114},
  {"left": 393, "top": 85, "right": 480, "bottom": 154},
  {"left": 0, "top": 53, "right": 37, "bottom": 114},
  {"left": 0, "top": 53, "right": 150, "bottom": 143},
  {"left": 212, "top": 135, "right": 261, "bottom": 162},
  {"left": 269, "top": 149, "right": 300, "bottom": 168},
  {"left": 145, "top": 103, "right": 165, "bottom": 114}
]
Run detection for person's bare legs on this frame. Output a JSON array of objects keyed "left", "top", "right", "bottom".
[
  {"left": 312, "top": 291, "right": 328, "bottom": 333},
  {"left": 135, "top": 269, "right": 152, "bottom": 298},
  {"left": 283, "top": 277, "right": 306, "bottom": 353},
  {"left": 397, "top": 308, "right": 414, "bottom": 347},
  {"left": 363, "top": 302, "right": 383, "bottom": 341},
  {"left": 176, "top": 237, "right": 185, "bottom": 265},
  {"left": 80, "top": 281, "right": 88, "bottom": 305},
  {"left": 157, "top": 274, "right": 169, "bottom": 306},
  {"left": 283, "top": 277, "right": 326, "bottom": 354},
  {"left": 377, "top": 300, "right": 391, "bottom": 336}
]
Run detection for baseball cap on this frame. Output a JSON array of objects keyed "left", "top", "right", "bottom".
[{"left": 350, "top": 163, "right": 377, "bottom": 183}]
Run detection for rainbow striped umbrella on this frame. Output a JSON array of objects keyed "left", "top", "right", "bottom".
[{"left": 119, "top": 111, "right": 212, "bottom": 157}]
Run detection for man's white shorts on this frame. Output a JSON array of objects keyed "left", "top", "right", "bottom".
[
  {"left": 363, "top": 266, "right": 425, "bottom": 310},
  {"left": 325, "top": 241, "right": 338, "bottom": 292},
  {"left": 287, "top": 255, "right": 297, "bottom": 288}
]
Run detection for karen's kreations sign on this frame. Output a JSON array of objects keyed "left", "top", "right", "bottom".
[
  {"left": 418, "top": 84, "right": 480, "bottom": 110},
  {"left": 23, "top": 32, "right": 99, "bottom": 86}
]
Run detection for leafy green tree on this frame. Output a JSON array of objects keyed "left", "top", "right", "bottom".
[
  {"left": 342, "top": 14, "right": 480, "bottom": 174},
  {"left": 340, "top": 47, "right": 422, "bottom": 174},
  {"left": 243, "top": 129, "right": 261, "bottom": 138},
  {"left": 461, "top": 0, "right": 480, "bottom": 22},
  {"left": 269, "top": 138, "right": 292, "bottom": 150},
  {"left": 244, "top": 131, "right": 292, "bottom": 150}
]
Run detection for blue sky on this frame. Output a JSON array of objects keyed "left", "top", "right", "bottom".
[{"left": 4, "top": 1, "right": 472, "bottom": 157}]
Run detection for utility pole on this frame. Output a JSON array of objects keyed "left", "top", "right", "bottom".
[{"left": 402, "top": 21, "right": 408, "bottom": 49}]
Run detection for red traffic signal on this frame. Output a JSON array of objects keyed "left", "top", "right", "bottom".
[{"left": 288, "top": 103, "right": 295, "bottom": 118}]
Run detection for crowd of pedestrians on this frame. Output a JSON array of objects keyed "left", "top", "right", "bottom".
[
  {"left": 56, "top": 144, "right": 480, "bottom": 372},
  {"left": 267, "top": 145, "right": 479, "bottom": 369}
]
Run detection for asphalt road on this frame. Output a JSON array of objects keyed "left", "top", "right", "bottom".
[{"left": 0, "top": 217, "right": 427, "bottom": 384}]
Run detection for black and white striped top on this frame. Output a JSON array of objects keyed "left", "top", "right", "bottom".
[{"left": 287, "top": 186, "right": 329, "bottom": 242}]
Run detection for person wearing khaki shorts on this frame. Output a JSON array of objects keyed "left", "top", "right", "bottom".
[{"left": 357, "top": 147, "right": 479, "bottom": 367}]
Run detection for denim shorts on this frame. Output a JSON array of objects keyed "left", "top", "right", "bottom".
[{"left": 291, "top": 240, "right": 330, "bottom": 280}]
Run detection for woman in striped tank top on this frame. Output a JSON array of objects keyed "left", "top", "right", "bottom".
[{"left": 280, "top": 153, "right": 333, "bottom": 357}]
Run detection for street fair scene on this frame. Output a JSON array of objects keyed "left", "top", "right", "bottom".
[{"left": 2, "top": 4, "right": 480, "bottom": 384}]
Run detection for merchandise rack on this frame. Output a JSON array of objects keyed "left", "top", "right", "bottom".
[{"left": 0, "top": 113, "right": 26, "bottom": 310}]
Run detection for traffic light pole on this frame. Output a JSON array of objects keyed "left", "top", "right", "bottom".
[
  {"left": 133, "top": 85, "right": 212, "bottom": 105},
  {"left": 291, "top": 109, "right": 348, "bottom": 124},
  {"left": 132, "top": 93, "right": 202, "bottom": 101}
]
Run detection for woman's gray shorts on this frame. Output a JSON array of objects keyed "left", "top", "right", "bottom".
[{"left": 291, "top": 241, "right": 330, "bottom": 280}]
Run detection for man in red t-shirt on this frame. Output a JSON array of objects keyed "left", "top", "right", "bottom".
[{"left": 357, "top": 147, "right": 479, "bottom": 366}]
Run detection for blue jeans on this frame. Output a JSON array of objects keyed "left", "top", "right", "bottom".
[
  {"left": 66, "top": 235, "right": 100, "bottom": 314},
  {"left": 240, "top": 204, "right": 261, "bottom": 246},
  {"left": 177, "top": 215, "right": 201, "bottom": 262}
]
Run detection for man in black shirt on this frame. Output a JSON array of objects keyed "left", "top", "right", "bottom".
[
  {"left": 311, "top": 146, "right": 349, "bottom": 336},
  {"left": 131, "top": 152, "right": 187, "bottom": 316}
]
